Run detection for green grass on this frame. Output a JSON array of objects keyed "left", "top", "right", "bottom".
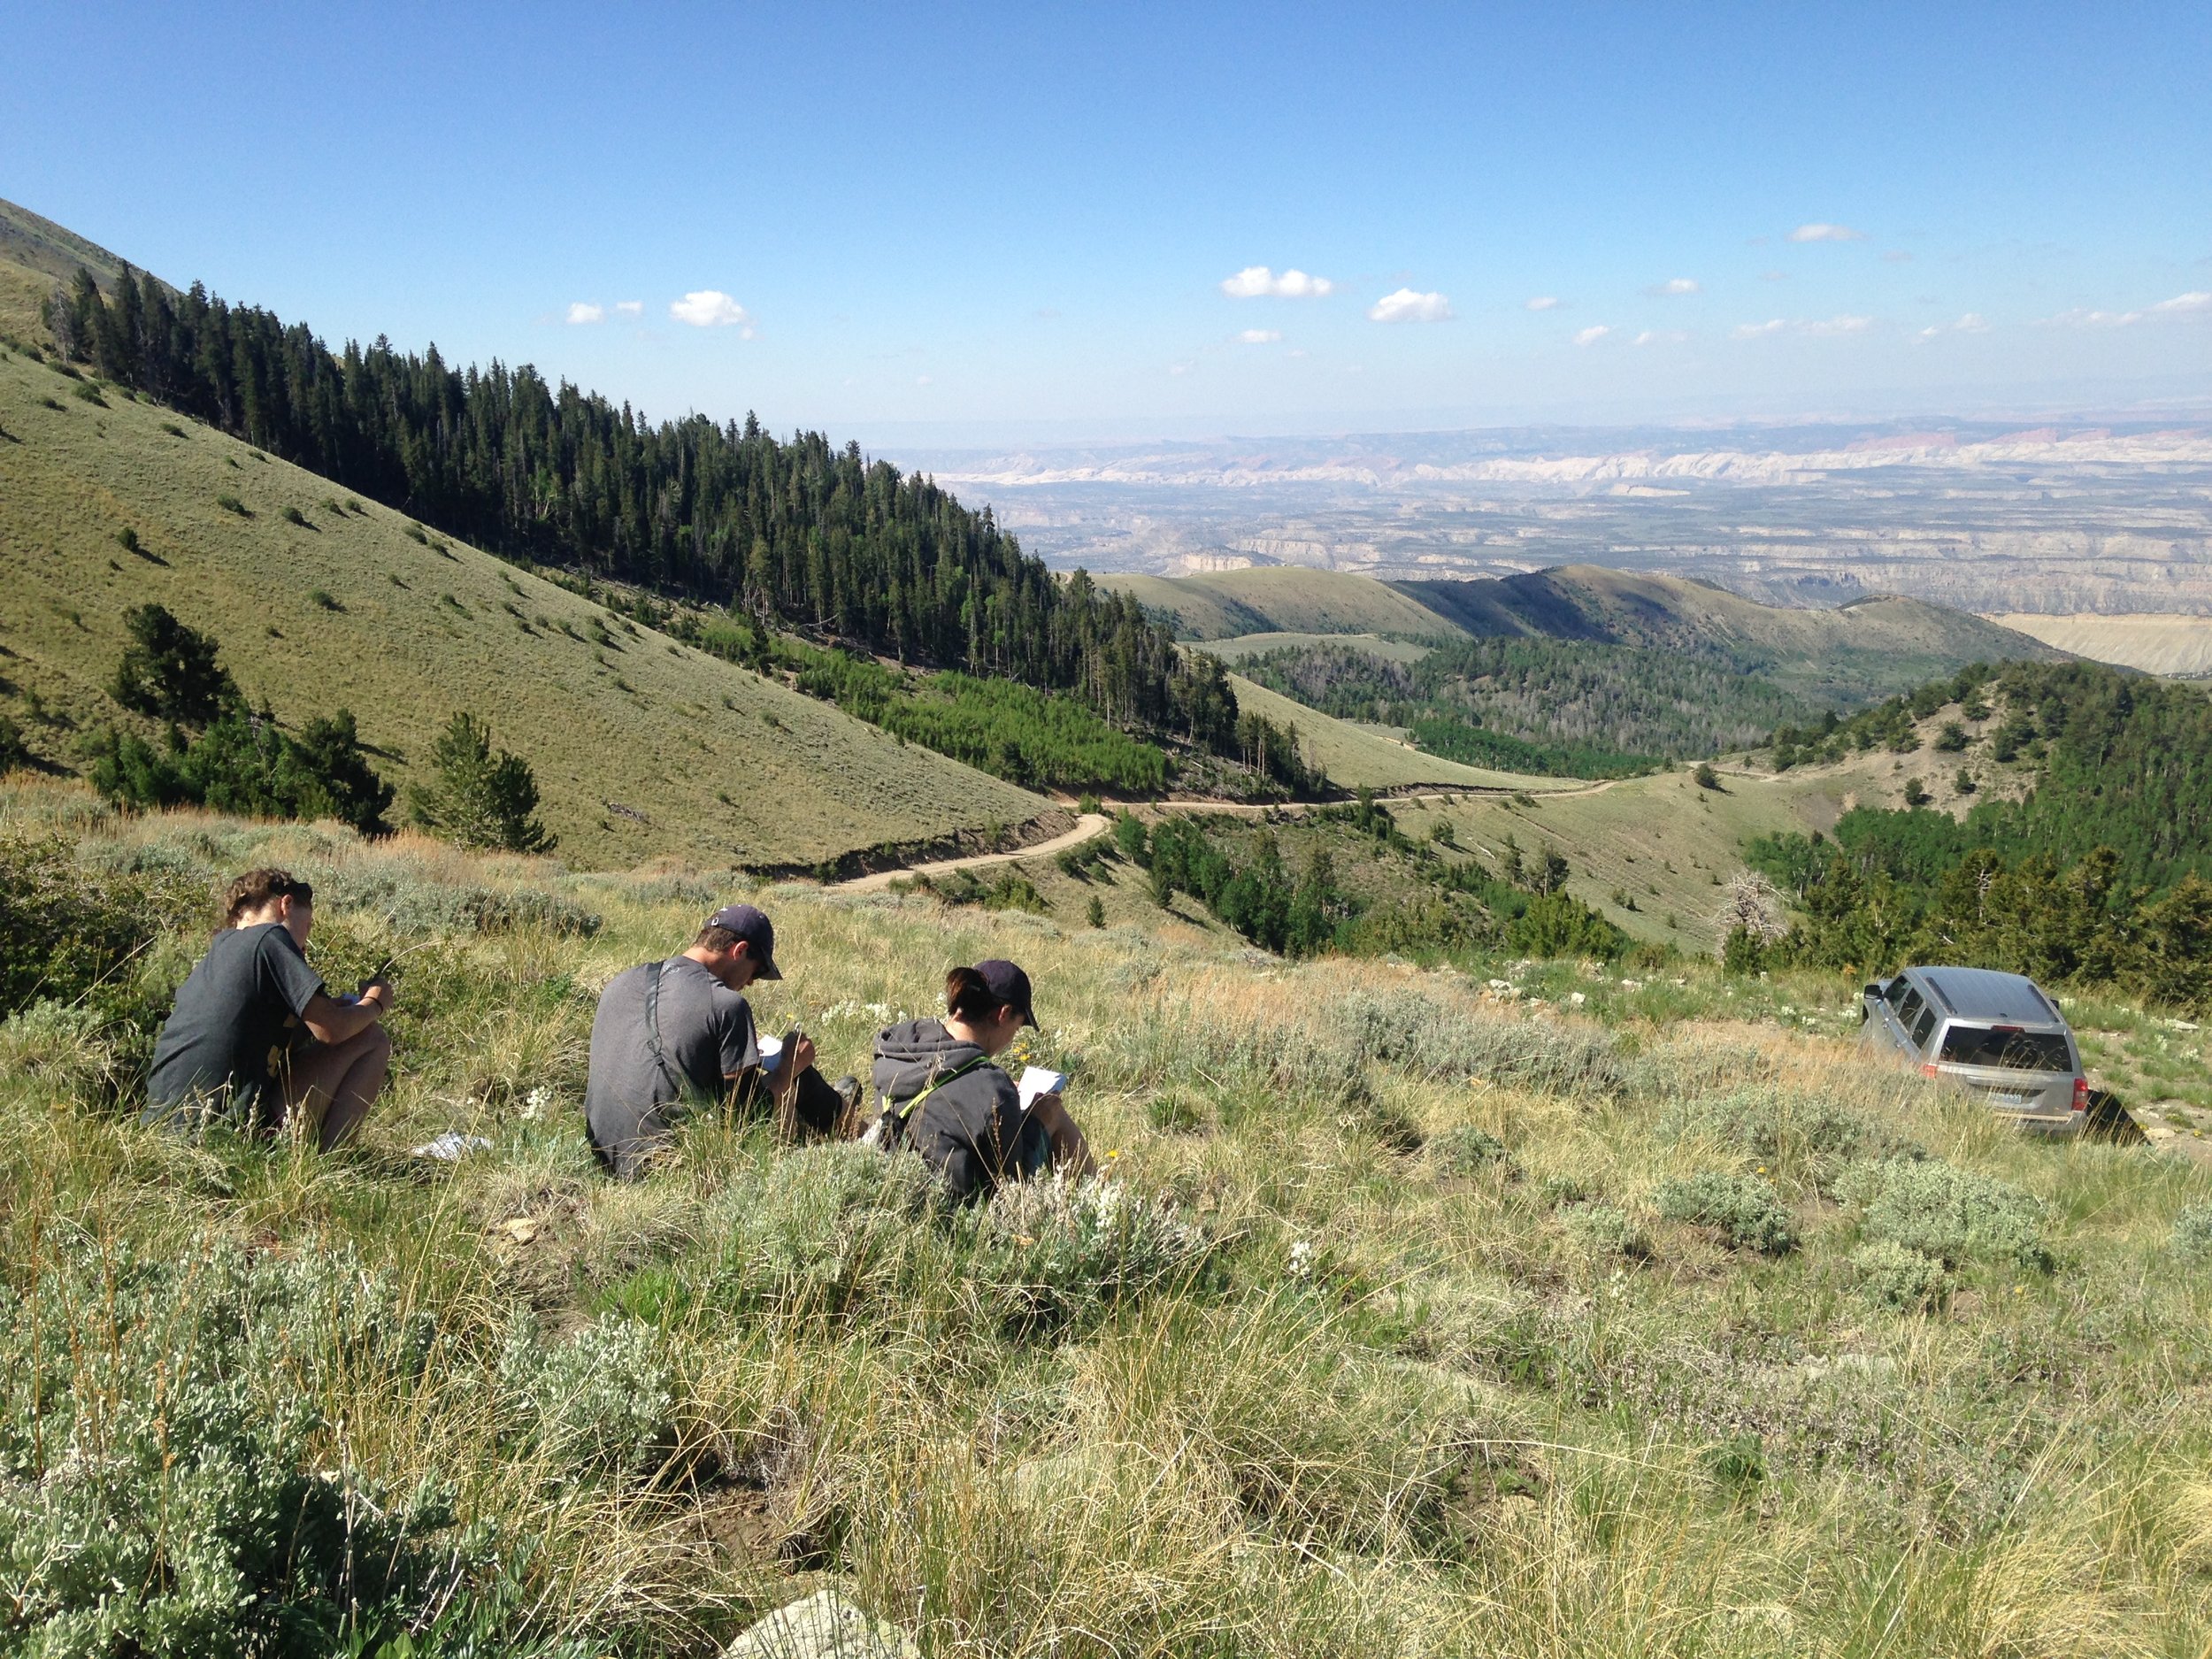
[
  {"left": 0, "top": 348, "right": 1047, "bottom": 869},
  {"left": 1102, "top": 567, "right": 1471, "bottom": 641},
  {"left": 6, "top": 780, "right": 2212, "bottom": 1655},
  {"left": 1195, "top": 630, "right": 1435, "bottom": 664},
  {"left": 1223, "top": 675, "right": 1571, "bottom": 794}
]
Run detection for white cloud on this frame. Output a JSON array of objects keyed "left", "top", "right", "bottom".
[
  {"left": 1368, "top": 288, "right": 1454, "bottom": 323},
  {"left": 1647, "top": 277, "right": 1700, "bottom": 296},
  {"left": 1525, "top": 296, "right": 1560, "bottom": 311},
  {"left": 1632, "top": 329, "right": 1687, "bottom": 347},
  {"left": 1220, "top": 265, "right": 1334, "bottom": 298},
  {"left": 614, "top": 300, "right": 642, "bottom": 316},
  {"left": 1918, "top": 312, "right": 1990, "bottom": 341},
  {"left": 2039, "top": 306, "right": 2142, "bottom": 327},
  {"left": 1789, "top": 223, "right": 1866, "bottom": 242},
  {"left": 1572, "top": 324, "right": 1612, "bottom": 346},
  {"left": 1735, "top": 313, "right": 1873, "bottom": 339},
  {"left": 565, "top": 302, "right": 604, "bottom": 325},
  {"left": 2154, "top": 290, "right": 2212, "bottom": 314},
  {"left": 1236, "top": 328, "right": 1283, "bottom": 344},
  {"left": 670, "top": 289, "right": 754, "bottom": 334}
]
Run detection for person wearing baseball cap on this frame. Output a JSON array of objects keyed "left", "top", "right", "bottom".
[
  {"left": 584, "top": 902, "right": 856, "bottom": 1177},
  {"left": 866, "top": 958, "right": 1094, "bottom": 1202}
]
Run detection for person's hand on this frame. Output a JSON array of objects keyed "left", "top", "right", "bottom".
[
  {"left": 787, "top": 1033, "right": 818, "bottom": 1077},
  {"left": 360, "top": 975, "right": 395, "bottom": 1012}
]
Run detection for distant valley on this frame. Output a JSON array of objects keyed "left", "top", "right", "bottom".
[{"left": 911, "top": 422, "right": 2212, "bottom": 617}]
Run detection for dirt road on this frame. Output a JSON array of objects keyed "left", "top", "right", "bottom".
[{"left": 837, "top": 814, "right": 1115, "bottom": 893}]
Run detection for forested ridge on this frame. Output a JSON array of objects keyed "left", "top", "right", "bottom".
[
  {"left": 40, "top": 265, "right": 1235, "bottom": 749},
  {"left": 1744, "top": 660, "right": 2212, "bottom": 1009},
  {"left": 1236, "top": 635, "right": 1813, "bottom": 776}
]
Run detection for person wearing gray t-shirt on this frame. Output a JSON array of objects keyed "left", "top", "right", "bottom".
[{"left": 585, "top": 903, "right": 856, "bottom": 1177}]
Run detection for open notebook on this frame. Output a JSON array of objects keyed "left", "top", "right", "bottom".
[{"left": 1018, "top": 1066, "right": 1067, "bottom": 1110}]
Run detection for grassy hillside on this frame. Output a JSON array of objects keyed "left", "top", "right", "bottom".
[
  {"left": 1114, "top": 564, "right": 2062, "bottom": 710},
  {"left": 7, "top": 784, "right": 2210, "bottom": 1655},
  {"left": 0, "top": 345, "right": 1048, "bottom": 868},
  {"left": 1200, "top": 630, "right": 1433, "bottom": 664},
  {"left": 1394, "top": 565, "right": 2063, "bottom": 704},
  {"left": 1102, "top": 567, "right": 1468, "bottom": 641},
  {"left": 1222, "top": 673, "right": 1572, "bottom": 794},
  {"left": 0, "top": 196, "right": 148, "bottom": 344},
  {"left": 1993, "top": 611, "right": 2212, "bottom": 679}
]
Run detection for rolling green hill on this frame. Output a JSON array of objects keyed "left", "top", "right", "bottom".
[
  {"left": 0, "top": 344, "right": 1049, "bottom": 869},
  {"left": 1393, "top": 565, "right": 2065, "bottom": 704},
  {"left": 1222, "top": 674, "right": 1571, "bottom": 794},
  {"left": 1101, "top": 566, "right": 1467, "bottom": 641}
]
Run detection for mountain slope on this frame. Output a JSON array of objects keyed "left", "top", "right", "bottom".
[
  {"left": 1102, "top": 567, "right": 1469, "bottom": 641},
  {"left": 1221, "top": 674, "right": 1573, "bottom": 793},
  {"left": 0, "top": 198, "right": 149, "bottom": 342},
  {"left": 0, "top": 345, "right": 1048, "bottom": 868},
  {"left": 1390, "top": 565, "right": 2065, "bottom": 703}
]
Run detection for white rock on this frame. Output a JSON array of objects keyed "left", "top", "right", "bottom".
[
  {"left": 726, "top": 1591, "right": 918, "bottom": 1659},
  {"left": 1569, "top": 992, "right": 1587, "bottom": 1006}
]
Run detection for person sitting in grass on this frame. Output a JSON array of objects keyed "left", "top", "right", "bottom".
[
  {"left": 585, "top": 902, "right": 858, "bottom": 1179},
  {"left": 870, "top": 959, "right": 1094, "bottom": 1202},
  {"left": 144, "top": 868, "right": 394, "bottom": 1149}
]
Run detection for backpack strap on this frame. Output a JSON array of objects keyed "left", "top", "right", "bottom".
[
  {"left": 879, "top": 1055, "right": 990, "bottom": 1148},
  {"left": 642, "top": 959, "right": 687, "bottom": 1099}
]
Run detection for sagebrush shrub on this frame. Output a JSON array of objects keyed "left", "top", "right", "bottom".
[
  {"left": 497, "top": 1313, "right": 672, "bottom": 1474},
  {"left": 1430, "top": 1124, "right": 1510, "bottom": 1174},
  {"left": 2170, "top": 1201, "right": 2212, "bottom": 1262},
  {"left": 1563, "top": 1201, "right": 1650, "bottom": 1259},
  {"left": 1842, "top": 1158, "right": 2053, "bottom": 1273},
  {"left": 1852, "top": 1240, "right": 1952, "bottom": 1311},
  {"left": 985, "top": 1171, "right": 1217, "bottom": 1335},
  {"left": 0, "top": 1242, "right": 489, "bottom": 1656},
  {"left": 1655, "top": 1171, "right": 1800, "bottom": 1255},
  {"left": 1331, "top": 987, "right": 1624, "bottom": 1095}
]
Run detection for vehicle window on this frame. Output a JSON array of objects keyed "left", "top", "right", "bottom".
[
  {"left": 1912, "top": 1005, "right": 1939, "bottom": 1048},
  {"left": 1939, "top": 1025, "right": 2074, "bottom": 1072},
  {"left": 1885, "top": 979, "right": 1912, "bottom": 1007},
  {"left": 1894, "top": 987, "right": 1924, "bottom": 1028}
]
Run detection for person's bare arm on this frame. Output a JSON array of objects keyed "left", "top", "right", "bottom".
[
  {"left": 301, "top": 979, "right": 391, "bottom": 1046},
  {"left": 1029, "top": 1092, "right": 1096, "bottom": 1178}
]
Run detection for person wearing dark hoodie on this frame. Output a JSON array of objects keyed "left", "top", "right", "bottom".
[{"left": 870, "top": 959, "right": 1094, "bottom": 1202}]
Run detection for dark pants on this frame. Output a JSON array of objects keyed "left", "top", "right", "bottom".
[{"left": 781, "top": 1064, "right": 850, "bottom": 1139}]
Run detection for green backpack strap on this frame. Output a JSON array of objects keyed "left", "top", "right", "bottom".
[{"left": 880, "top": 1055, "right": 990, "bottom": 1146}]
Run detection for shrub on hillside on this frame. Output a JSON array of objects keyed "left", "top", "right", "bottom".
[
  {"left": 1852, "top": 1240, "right": 1952, "bottom": 1311},
  {"left": 0, "top": 834, "right": 199, "bottom": 1019},
  {"left": 409, "top": 711, "right": 554, "bottom": 854},
  {"left": 1563, "top": 1201, "right": 1650, "bottom": 1259},
  {"left": 0, "top": 1241, "right": 502, "bottom": 1656},
  {"left": 1331, "top": 986, "right": 1625, "bottom": 1096},
  {"left": 497, "top": 1313, "right": 672, "bottom": 1475},
  {"left": 1664, "top": 1086, "right": 1921, "bottom": 1193},
  {"left": 1504, "top": 888, "right": 1626, "bottom": 962},
  {"left": 2173, "top": 1202, "right": 2212, "bottom": 1262},
  {"left": 1655, "top": 1171, "right": 1800, "bottom": 1255},
  {"left": 983, "top": 1171, "right": 1217, "bottom": 1335},
  {"left": 88, "top": 707, "right": 395, "bottom": 837},
  {"left": 0, "top": 714, "right": 30, "bottom": 774},
  {"left": 1841, "top": 1158, "right": 2053, "bottom": 1273},
  {"left": 1429, "top": 1124, "right": 1511, "bottom": 1174}
]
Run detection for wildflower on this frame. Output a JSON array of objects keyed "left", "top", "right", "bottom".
[
  {"left": 524, "top": 1087, "right": 551, "bottom": 1119},
  {"left": 1286, "top": 1239, "right": 1314, "bottom": 1280}
]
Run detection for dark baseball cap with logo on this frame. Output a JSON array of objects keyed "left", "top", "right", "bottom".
[
  {"left": 704, "top": 903, "right": 782, "bottom": 979},
  {"left": 974, "top": 958, "right": 1037, "bottom": 1027}
]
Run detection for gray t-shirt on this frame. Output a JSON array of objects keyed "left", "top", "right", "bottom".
[
  {"left": 585, "top": 956, "right": 759, "bottom": 1177},
  {"left": 146, "top": 922, "right": 326, "bottom": 1128}
]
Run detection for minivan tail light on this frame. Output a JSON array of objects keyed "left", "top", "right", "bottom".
[{"left": 2072, "top": 1076, "right": 2089, "bottom": 1113}]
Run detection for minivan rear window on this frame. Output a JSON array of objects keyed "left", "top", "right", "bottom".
[{"left": 1939, "top": 1025, "right": 2073, "bottom": 1072}]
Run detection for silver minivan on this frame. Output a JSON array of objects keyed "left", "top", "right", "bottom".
[{"left": 1860, "top": 965, "right": 2088, "bottom": 1133}]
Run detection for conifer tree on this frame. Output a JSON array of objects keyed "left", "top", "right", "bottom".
[{"left": 408, "top": 713, "right": 554, "bottom": 853}]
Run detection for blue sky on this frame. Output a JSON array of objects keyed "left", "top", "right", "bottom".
[{"left": 7, "top": 1, "right": 2208, "bottom": 442}]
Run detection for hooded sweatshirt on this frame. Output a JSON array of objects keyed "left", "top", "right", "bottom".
[{"left": 871, "top": 1017, "right": 1048, "bottom": 1203}]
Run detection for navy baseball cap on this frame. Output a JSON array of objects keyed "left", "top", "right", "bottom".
[
  {"left": 974, "top": 958, "right": 1037, "bottom": 1026},
  {"left": 705, "top": 903, "right": 781, "bottom": 979}
]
